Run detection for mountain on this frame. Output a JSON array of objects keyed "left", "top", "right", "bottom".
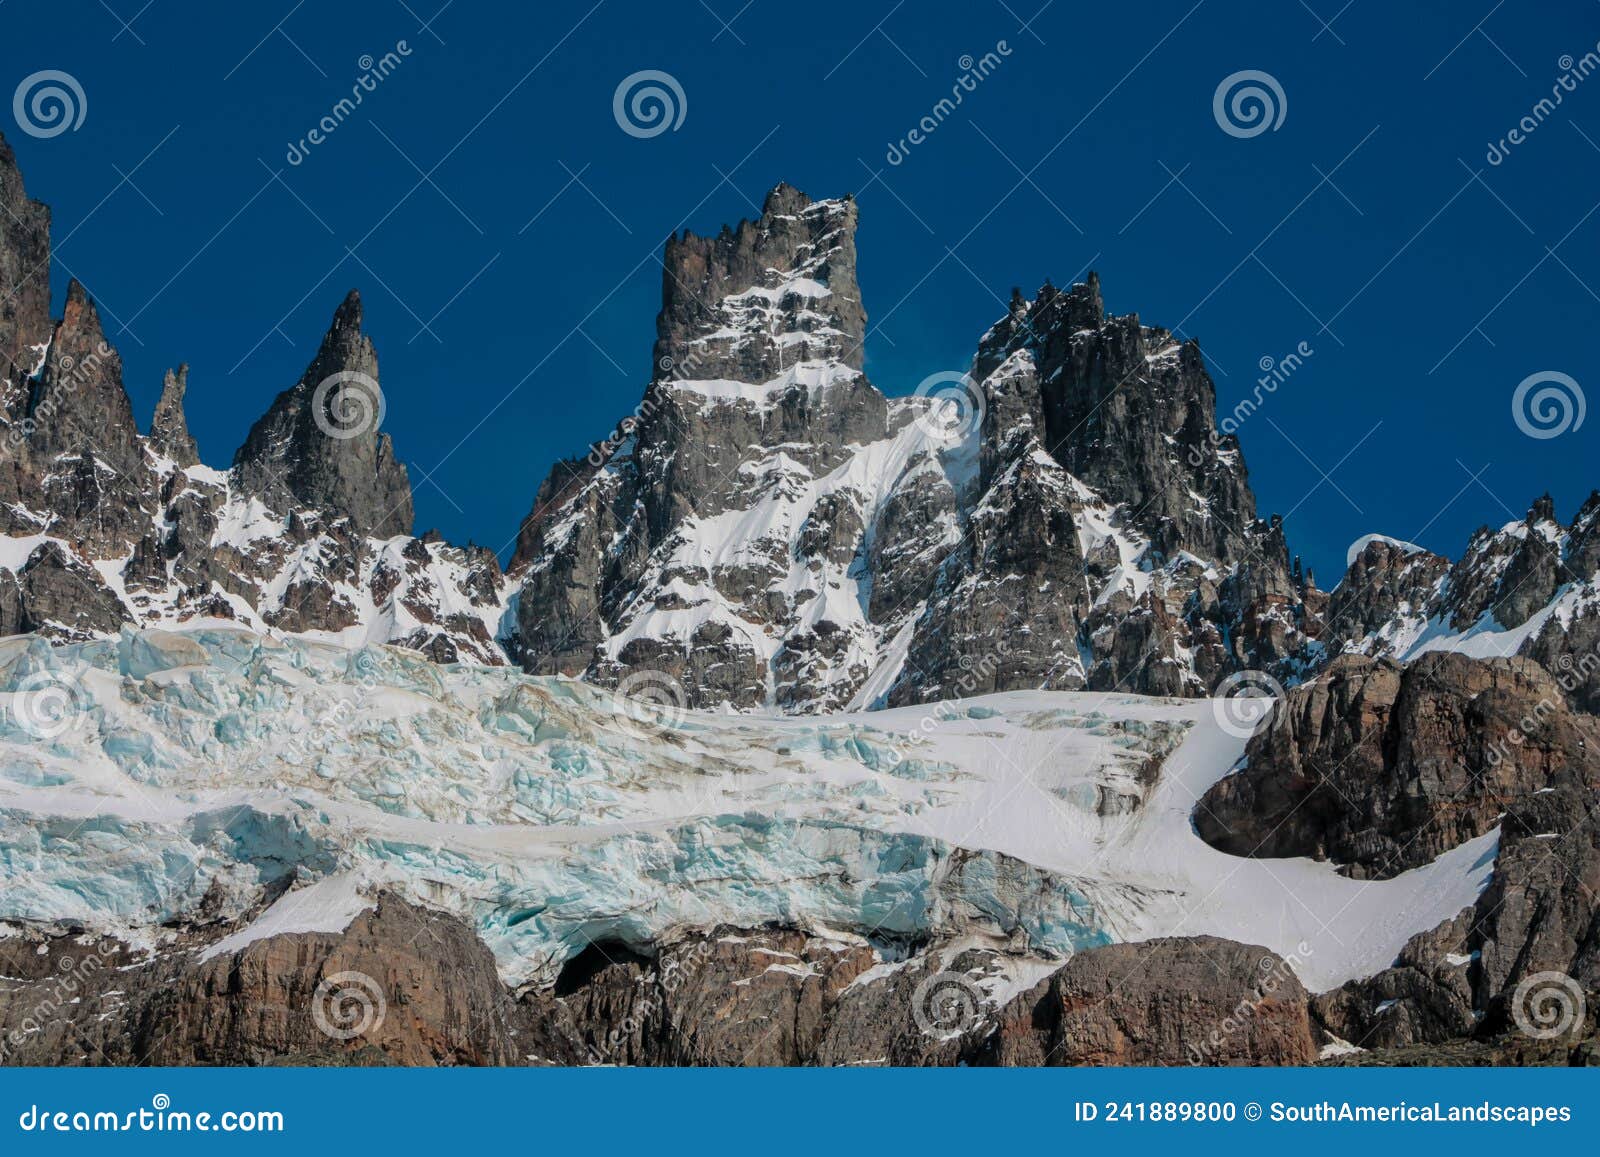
[
  {"left": 503, "top": 184, "right": 1322, "bottom": 712},
  {"left": 1323, "top": 495, "right": 1600, "bottom": 711},
  {"left": 2, "top": 131, "right": 1598, "bottom": 1068},
  {"left": 6, "top": 129, "right": 1596, "bottom": 718},
  {"left": 0, "top": 131, "right": 509, "bottom": 663}
]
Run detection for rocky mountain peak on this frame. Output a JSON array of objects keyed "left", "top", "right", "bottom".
[
  {"left": 654, "top": 182, "right": 864, "bottom": 382},
  {"left": 231, "top": 289, "right": 414, "bottom": 539},
  {"left": 976, "top": 272, "right": 1254, "bottom": 565},
  {"left": 27, "top": 278, "right": 146, "bottom": 477},
  {"left": 760, "top": 180, "right": 816, "bottom": 216},
  {"left": 149, "top": 364, "right": 199, "bottom": 467}
]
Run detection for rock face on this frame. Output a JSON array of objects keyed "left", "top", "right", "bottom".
[
  {"left": 0, "top": 893, "right": 520, "bottom": 1066},
  {"left": 988, "top": 937, "right": 1320, "bottom": 1066},
  {"left": 149, "top": 364, "right": 200, "bottom": 467},
  {"left": 1, "top": 901, "right": 1321, "bottom": 1067},
  {"left": 1310, "top": 788, "right": 1600, "bottom": 1061},
  {"left": 1196, "top": 651, "right": 1600, "bottom": 878},
  {"left": 889, "top": 278, "right": 1320, "bottom": 703},
  {"left": 507, "top": 186, "right": 1321, "bottom": 711},
  {"left": 0, "top": 130, "right": 50, "bottom": 403},
  {"left": 1311, "top": 912, "right": 1481, "bottom": 1051},
  {"left": 232, "top": 289, "right": 413, "bottom": 541}
]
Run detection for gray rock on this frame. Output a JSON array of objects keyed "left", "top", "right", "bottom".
[
  {"left": 0, "top": 129, "right": 50, "bottom": 408},
  {"left": 232, "top": 289, "right": 414, "bottom": 540},
  {"left": 149, "top": 364, "right": 200, "bottom": 467}
]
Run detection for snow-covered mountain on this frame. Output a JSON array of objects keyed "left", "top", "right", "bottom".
[
  {"left": 0, "top": 133, "right": 511, "bottom": 663},
  {"left": 505, "top": 184, "right": 1322, "bottom": 712},
  {"left": 3, "top": 137, "right": 1329, "bottom": 710},
  {"left": 1326, "top": 495, "right": 1600, "bottom": 712}
]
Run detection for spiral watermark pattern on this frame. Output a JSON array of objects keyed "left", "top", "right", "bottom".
[
  {"left": 613, "top": 70, "right": 687, "bottom": 139},
  {"left": 912, "top": 371, "right": 986, "bottom": 443},
  {"left": 1511, "top": 371, "right": 1585, "bottom": 440},
  {"left": 11, "top": 671, "right": 90, "bottom": 740},
  {"left": 1212, "top": 70, "right": 1286, "bottom": 139},
  {"left": 13, "top": 71, "right": 87, "bottom": 139},
  {"left": 1510, "top": 970, "right": 1586, "bottom": 1040},
  {"left": 312, "top": 370, "right": 386, "bottom": 440},
  {"left": 1211, "top": 669, "right": 1285, "bottom": 739},
  {"left": 912, "top": 970, "right": 985, "bottom": 1038},
  {"left": 311, "top": 970, "right": 387, "bottom": 1041},
  {"left": 613, "top": 669, "right": 689, "bottom": 738}
]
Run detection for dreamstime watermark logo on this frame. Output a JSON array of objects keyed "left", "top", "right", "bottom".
[
  {"left": 5, "top": 341, "right": 116, "bottom": 459},
  {"left": 1485, "top": 645, "right": 1600, "bottom": 767},
  {"left": 1212, "top": 70, "right": 1286, "bottom": 139},
  {"left": 1188, "top": 340, "right": 1313, "bottom": 467},
  {"left": 885, "top": 41, "right": 1013, "bottom": 165},
  {"left": 9, "top": 670, "right": 90, "bottom": 740},
  {"left": 583, "top": 350, "right": 708, "bottom": 467},
  {"left": 286, "top": 42, "right": 413, "bottom": 165},
  {"left": 611, "top": 669, "right": 689, "bottom": 739},
  {"left": 1187, "top": 943, "right": 1313, "bottom": 1064},
  {"left": 613, "top": 70, "right": 686, "bottom": 138},
  {"left": 912, "top": 970, "right": 986, "bottom": 1039},
  {"left": 280, "top": 649, "right": 382, "bottom": 767},
  {"left": 1211, "top": 669, "right": 1285, "bottom": 740},
  {"left": 1487, "top": 45, "right": 1600, "bottom": 165},
  {"left": 13, "top": 70, "right": 87, "bottom": 139},
  {"left": 1511, "top": 370, "right": 1584, "bottom": 440},
  {"left": 0, "top": 941, "right": 121, "bottom": 1063},
  {"left": 911, "top": 370, "right": 986, "bottom": 443},
  {"left": 312, "top": 370, "right": 386, "bottom": 440},
  {"left": 1510, "top": 970, "right": 1586, "bottom": 1041},
  {"left": 311, "top": 970, "right": 387, "bottom": 1041},
  {"left": 882, "top": 642, "right": 1013, "bottom": 770},
  {"left": 583, "top": 940, "right": 716, "bottom": 1064}
]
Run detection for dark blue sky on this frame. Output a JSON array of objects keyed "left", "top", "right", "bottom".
[{"left": 4, "top": 0, "right": 1598, "bottom": 580}]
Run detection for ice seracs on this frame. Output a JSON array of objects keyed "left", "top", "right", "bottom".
[{"left": 0, "top": 625, "right": 1494, "bottom": 992}]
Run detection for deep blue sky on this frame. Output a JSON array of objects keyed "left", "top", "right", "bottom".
[{"left": 3, "top": 0, "right": 1598, "bottom": 580}]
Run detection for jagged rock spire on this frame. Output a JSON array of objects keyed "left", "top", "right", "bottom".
[
  {"left": 653, "top": 182, "right": 865, "bottom": 382},
  {"left": 0, "top": 128, "right": 51, "bottom": 403},
  {"left": 150, "top": 364, "right": 199, "bottom": 467},
  {"left": 28, "top": 279, "right": 145, "bottom": 475},
  {"left": 231, "top": 289, "right": 414, "bottom": 539}
]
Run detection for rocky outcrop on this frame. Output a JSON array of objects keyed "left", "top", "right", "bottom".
[
  {"left": 884, "top": 276, "right": 1322, "bottom": 704},
  {"left": 1311, "top": 788, "right": 1600, "bottom": 1060},
  {"left": 1, "top": 901, "right": 1324, "bottom": 1067},
  {"left": 149, "top": 364, "right": 200, "bottom": 467},
  {"left": 1311, "top": 911, "right": 1480, "bottom": 1051},
  {"left": 653, "top": 182, "right": 865, "bottom": 382},
  {"left": 1471, "top": 788, "right": 1600, "bottom": 1022},
  {"left": 13, "top": 541, "right": 131, "bottom": 638},
  {"left": 988, "top": 937, "right": 1320, "bottom": 1066},
  {"left": 1195, "top": 651, "right": 1600, "bottom": 878},
  {"left": 232, "top": 289, "right": 413, "bottom": 540},
  {"left": 0, "top": 893, "right": 520, "bottom": 1066}
]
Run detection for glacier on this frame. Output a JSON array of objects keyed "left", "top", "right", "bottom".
[{"left": 0, "top": 626, "right": 1495, "bottom": 992}]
